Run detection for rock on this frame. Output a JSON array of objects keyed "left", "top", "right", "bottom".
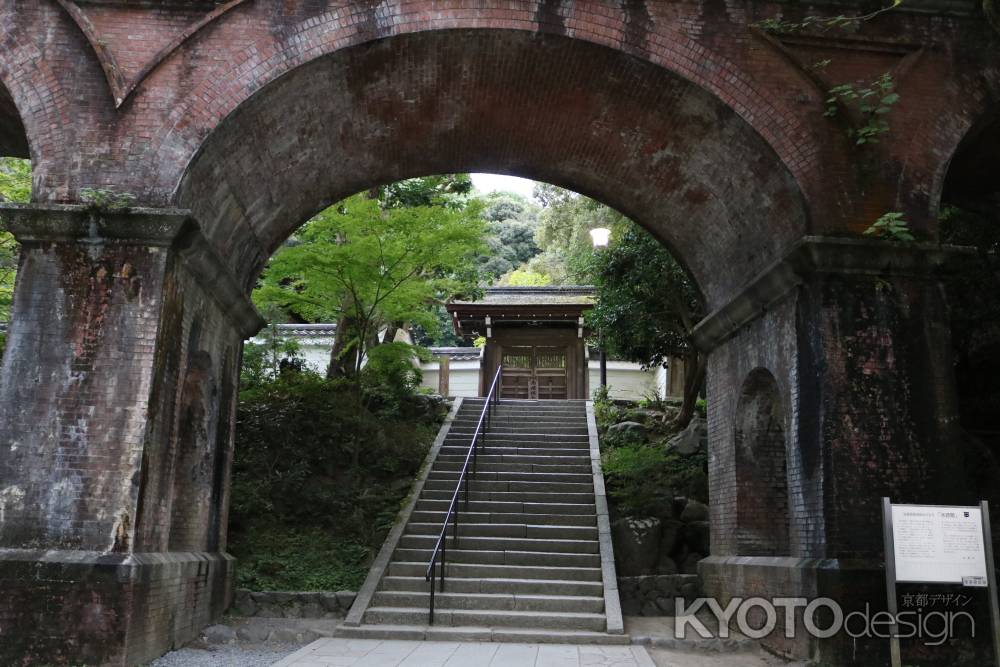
[
  {"left": 656, "top": 554, "right": 678, "bottom": 575},
  {"left": 606, "top": 421, "right": 648, "bottom": 444},
  {"left": 232, "top": 590, "right": 257, "bottom": 617},
  {"left": 255, "top": 603, "right": 283, "bottom": 618},
  {"left": 266, "top": 591, "right": 296, "bottom": 605},
  {"left": 680, "top": 499, "right": 709, "bottom": 523},
  {"left": 319, "top": 592, "right": 340, "bottom": 612},
  {"left": 685, "top": 520, "right": 711, "bottom": 554},
  {"left": 202, "top": 624, "right": 236, "bottom": 644},
  {"left": 655, "top": 596, "right": 679, "bottom": 615},
  {"left": 641, "top": 600, "right": 660, "bottom": 616},
  {"left": 236, "top": 624, "right": 270, "bottom": 643},
  {"left": 672, "top": 497, "right": 688, "bottom": 517},
  {"left": 270, "top": 627, "right": 301, "bottom": 644},
  {"left": 680, "top": 580, "right": 702, "bottom": 597},
  {"left": 625, "top": 408, "right": 665, "bottom": 424},
  {"left": 335, "top": 590, "right": 357, "bottom": 610},
  {"left": 666, "top": 417, "right": 707, "bottom": 455},
  {"left": 612, "top": 517, "right": 662, "bottom": 576},
  {"left": 621, "top": 597, "right": 642, "bottom": 616},
  {"left": 282, "top": 602, "right": 303, "bottom": 618},
  {"left": 680, "top": 552, "right": 703, "bottom": 574},
  {"left": 659, "top": 519, "right": 683, "bottom": 555},
  {"left": 299, "top": 602, "right": 325, "bottom": 618}
]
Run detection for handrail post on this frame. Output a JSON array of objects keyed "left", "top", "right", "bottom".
[
  {"left": 428, "top": 553, "right": 436, "bottom": 625},
  {"left": 441, "top": 521, "right": 447, "bottom": 592}
]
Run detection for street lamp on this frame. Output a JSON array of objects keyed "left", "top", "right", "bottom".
[
  {"left": 590, "top": 228, "right": 611, "bottom": 388},
  {"left": 589, "top": 227, "right": 611, "bottom": 249}
]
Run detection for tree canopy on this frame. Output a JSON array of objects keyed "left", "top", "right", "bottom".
[
  {"left": 0, "top": 157, "right": 30, "bottom": 322},
  {"left": 254, "top": 186, "right": 485, "bottom": 376}
]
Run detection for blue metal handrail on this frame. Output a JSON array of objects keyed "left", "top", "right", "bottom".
[{"left": 425, "top": 366, "right": 503, "bottom": 624}]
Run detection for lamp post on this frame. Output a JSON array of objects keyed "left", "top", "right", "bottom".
[{"left": 590, "top": 228, "right": 611, "bottom": 388}]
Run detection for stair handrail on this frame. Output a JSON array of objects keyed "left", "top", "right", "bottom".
[{"left": 425, "top": 365, "right": 502, "bottom": 625}]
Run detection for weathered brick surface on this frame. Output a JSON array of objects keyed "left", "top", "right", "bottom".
[
  {"left": 0, "top": 3, "right": 993, "bottom": 664},
  {"left": 0, "top": 205, "right": 248, "bottom": 665},
  {"left": 0, "top": 1, "right": 996, "bottom": 291}
]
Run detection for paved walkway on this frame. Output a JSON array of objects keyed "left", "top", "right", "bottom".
[{"left": 272, "top": 639, "right": 655, "bottom": 667}]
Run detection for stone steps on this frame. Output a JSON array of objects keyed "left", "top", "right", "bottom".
[
  {"left": 392, "top": 548, "right": 601, "bottom": 567},
  {"left": 414, "top": 499, "right": 596, "bottom": 514},
  {"left": 435, "top": 453, "right": 591, "bottom": 465},
  {"left": 427, "top": 470, "right": 592, "bottom": 483},
  {"left": 380, "top": 575, "right": 603, "bottom": 596},
  {"left": 346, "top": 398, "right": 622, "bottom": 644},
  {"left": 409, "top": 510, "right": 596, "bottom": 526},
  {"left": 364, "top": 606, "right": 608, "bottom": 631},
  {"left": 372, "top": 590, "right": 606, "bottom": 613},
  {"left": 335, "top": 624, "right": 631, "bottom": 644},
  {"left": 419, "top": 489, "right": 595, "bottom": 503},
  {"left": 386, "top": 561, "right": 602, "bottom": 581},
  {"left": 404, "top": 522, "right": 598, "bottom": 540}
]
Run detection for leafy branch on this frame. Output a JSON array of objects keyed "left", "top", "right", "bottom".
[
  {"left": 865, "top": 212, "right": 915, "bottom": 242},
  {"left": 826, "top": 73, "right": 900, "bottom": 145},
  {"left": 754, "top": 0, "right": 903, "bottom": 33}
]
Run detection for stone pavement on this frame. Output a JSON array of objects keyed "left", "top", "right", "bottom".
[{"left": 271, "top": 639, "right": 655, "bottom": 667}]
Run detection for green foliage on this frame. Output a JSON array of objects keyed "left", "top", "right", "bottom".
[
  {"left": 0, "top": 157, "right": 30, "bottom": 322},
  {"left": 240, "top": 317, "right": 305, "bottom": 388},
  {"left": 695, "top": 398, "right": 707, "bottom": 419},
  {"left": 753, "top": 1, "right": 903, "bottom": 33},
  {"left": 360, "top": 342, "right": 430, "bottom": 412},
  {"left": 255, "top": 192, "right": 485, "bottom": 374},
  {"left": 230, "top": 373, "right": 444, "bottom": 591},
  {"left": 588, "top": 224, "right": 702, "bottom": 369},
  {"left": 864, "top": 211, "right": 915, "bottom": 242},
  {"left": 532, "top": 184, "right": 628, "bottom": 284},
  {"left": 826, "top": 73, "right": 900, "bottom": 145},
  {"left": 80, "top": 187, "right": 136, "bottom": 212},
  {"left": 502, "top": 269, "right": 551, "bottom": 286},
  {"left": 0, "top": 157, "right": 30, "bottom": 202},
  {"left": 602, "top": 445, "right": 708, "bottom": 517},
  {"left": 592, "top": 385, "right": 621, "bottom": 433},
  {"left": 377, "top": 174, "right": 473, "bottom": 209}
]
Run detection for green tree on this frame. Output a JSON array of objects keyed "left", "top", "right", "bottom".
[
  {"left": 0, "top": 157, "right": 30, "bottom": 323},
  {"left": 255, "top": 193, "right": 485, "bottom": 378},
  {"left": 588, "top": 224, "right": 705, "bottom": 427},
  {"left": 531, "top": 183, "right": 628, "bottom": 284},
  {"left": 501, "top": 269, "right": 552, "bottom": 286}
]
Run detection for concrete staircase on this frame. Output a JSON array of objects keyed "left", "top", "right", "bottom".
[{"left": 340, "top": 398, "right": 625, "bottom": 644}]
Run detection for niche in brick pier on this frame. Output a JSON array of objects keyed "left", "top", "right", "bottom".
[{"left": 734, "top": 368, "right": 790, "bottom": 556}]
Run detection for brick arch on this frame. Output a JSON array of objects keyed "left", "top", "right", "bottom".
[
  {"left": 0, "top": 82, "right": 28, "bottom": 159},
  {"left": 177, "top": 29, "right": 809, "bottom": 309},
  {"left": 146, "top": 2, "right": 821, "bottom": 209},
  {"left": 0, "top": 2, "right": 80, "bottom": 195},
  {"left": 734, "top": 367, "right": 790, "bottom": 557}
]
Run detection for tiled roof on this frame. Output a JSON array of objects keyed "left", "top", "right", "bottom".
[{"left": 450, "top": 286, "right": 595, "bottom": 307}]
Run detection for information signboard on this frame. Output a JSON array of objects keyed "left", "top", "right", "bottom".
[
  {"left": 882, "top": 499, "right": 1000, "bottom": 667},
  {"left": 891, "top": 504, "right": 988, "bottom": 585}
]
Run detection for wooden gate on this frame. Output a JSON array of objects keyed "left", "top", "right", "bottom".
[{"left": 499, "top": 346, "right": 568, "bottom": 399}]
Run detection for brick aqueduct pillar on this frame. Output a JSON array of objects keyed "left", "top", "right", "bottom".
[{"left": 0, "top": 1, "right": 997, "bottom": 665}]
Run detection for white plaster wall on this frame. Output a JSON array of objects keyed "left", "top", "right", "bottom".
[{"left": 588, "top": 360, "right": 665, "bottom": 401}]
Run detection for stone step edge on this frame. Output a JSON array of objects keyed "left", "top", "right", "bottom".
[{"left": 334, "top": 624, "right": 632, "bottom": 645}]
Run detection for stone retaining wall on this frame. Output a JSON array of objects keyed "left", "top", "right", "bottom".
[
  {"left": 618, "top": 574, "right": 703, "bottom": 617},
  {"left": 231, "top": 589, "right": 357, "bottom": 619}
]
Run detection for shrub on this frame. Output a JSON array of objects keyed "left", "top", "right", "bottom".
[
  {"left": 229, "top": 372, "right": 443, "bottom": 591},
  {"left": 602, "top": 445, "right": 708, "bottom": 518}
]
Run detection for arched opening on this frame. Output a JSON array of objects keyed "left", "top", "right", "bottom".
[
  {"left": 176, "top": 29, "right": 808, "bottom": 310},
  {"left": 734, "top": 368, "right": 790, "bottom": 556},
  {"left": 0, "top": 81, "right": 29, "bottom": 160}
]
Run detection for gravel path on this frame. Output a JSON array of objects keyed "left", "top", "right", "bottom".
[{"left": 148, "top": 643, "right": 299, "bottom": 667}]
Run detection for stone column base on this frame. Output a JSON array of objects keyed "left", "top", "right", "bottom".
[
  {"left": 0, "top": 549, "right": 234, "bottom": 666},
  {"left": 699, "top": 555, "right": 888, "bottom": 664}
]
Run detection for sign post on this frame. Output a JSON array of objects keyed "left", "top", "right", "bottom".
[{"left": 882, "top": 498, "right": 1000, "bottom": 667}]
